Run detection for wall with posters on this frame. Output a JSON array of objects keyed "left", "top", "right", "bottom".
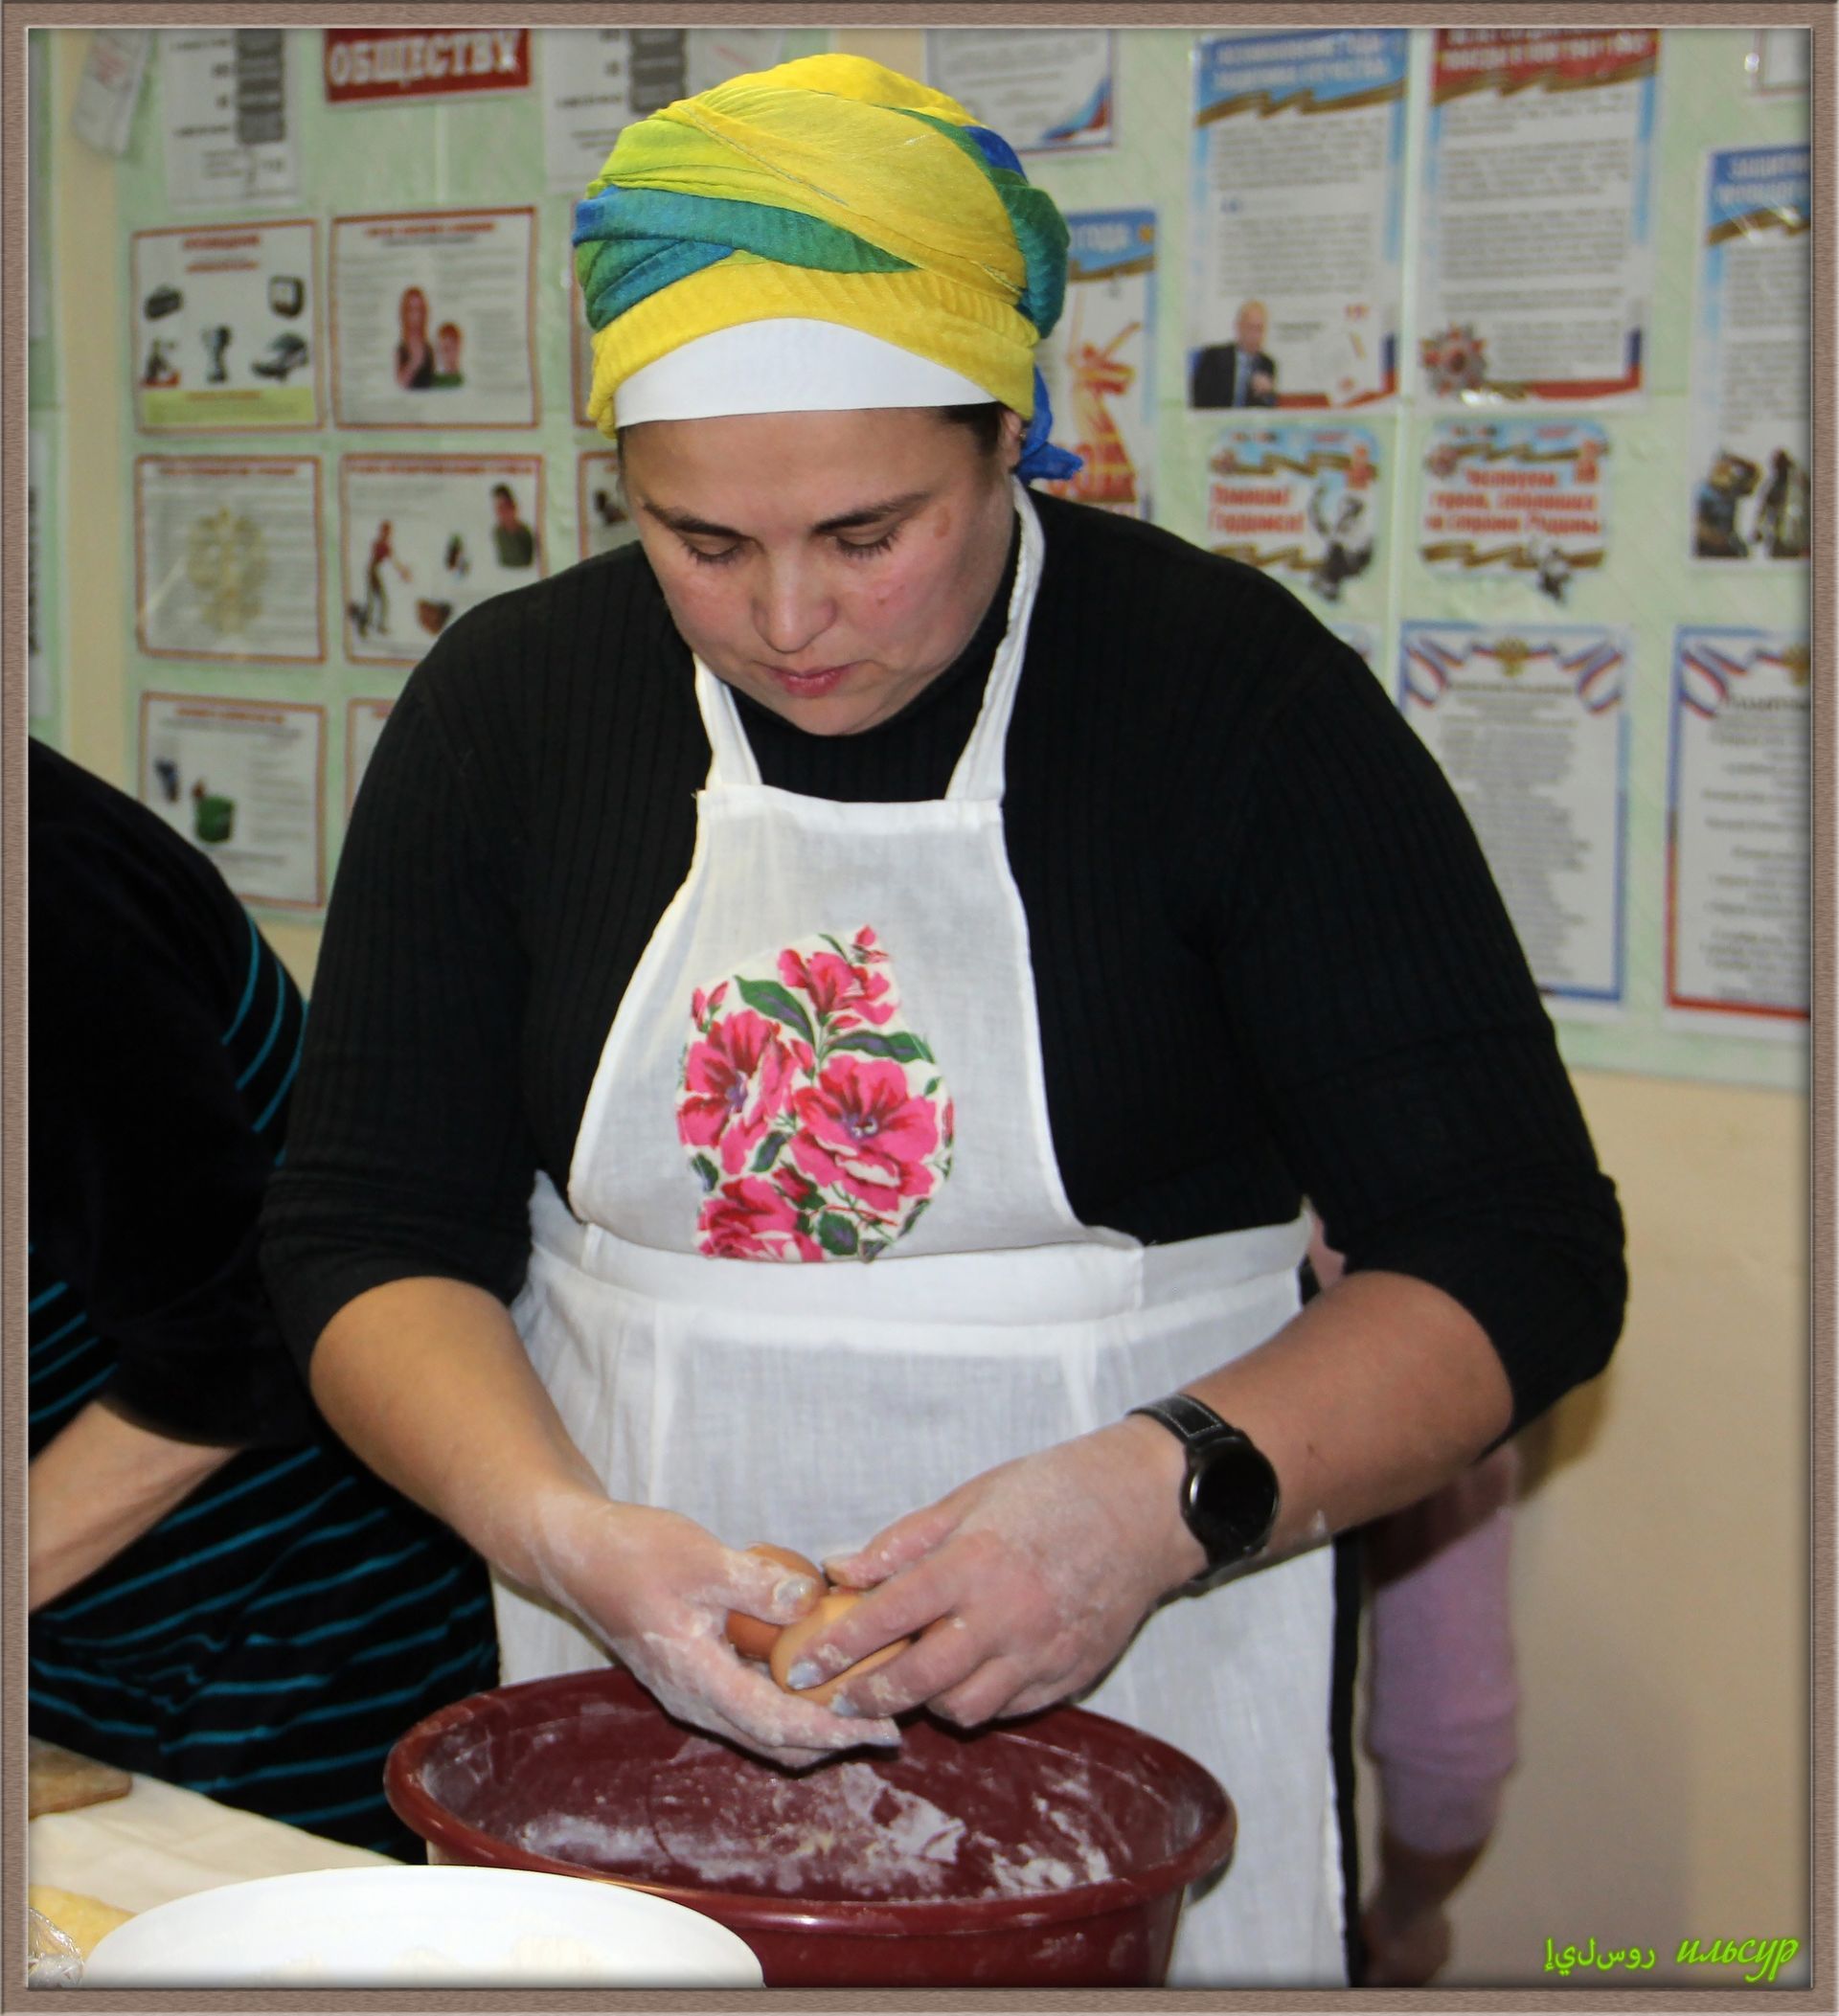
[{"left": 27, "top": 22, "right": 1810, "bottom": 1988}]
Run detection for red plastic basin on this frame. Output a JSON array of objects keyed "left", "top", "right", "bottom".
[{"left": 386, "top": 1666, "right": 1236, "bottom": 1988}]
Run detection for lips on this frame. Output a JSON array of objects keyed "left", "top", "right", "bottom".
[{"left": 765, "top": 662, "right": 855, "bottom": 697}]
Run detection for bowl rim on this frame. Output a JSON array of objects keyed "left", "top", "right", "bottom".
[{"left": 386, "top": 1666, "right": 1237, "bottom": 1937}]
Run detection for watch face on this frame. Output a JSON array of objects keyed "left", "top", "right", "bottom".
[{"left": 1188, "top": 1437, "right": 1280, "bottom": 1564}]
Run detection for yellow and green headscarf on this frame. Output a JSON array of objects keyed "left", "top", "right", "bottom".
[{"left": 572, "top": 54, "right": 1079, "bottom": 480}]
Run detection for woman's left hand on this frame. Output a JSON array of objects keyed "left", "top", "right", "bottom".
[{"left": 803, "top": 1419, "right": 1207, "bottom": 1726}]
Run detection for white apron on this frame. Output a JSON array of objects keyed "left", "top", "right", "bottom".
[{"left": 498, "top": 487, "right": 1345, "bottom": 1986}]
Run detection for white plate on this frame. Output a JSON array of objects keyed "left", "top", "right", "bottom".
[{"left": 83, "top": 1864, "right": 764, "bottom": 1988}]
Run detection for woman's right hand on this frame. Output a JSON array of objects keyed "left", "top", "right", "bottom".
[{"left": 529, "top": 1494, "right": 902, "bottom": 1769}]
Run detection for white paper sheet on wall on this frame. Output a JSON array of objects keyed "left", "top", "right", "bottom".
[{"left": 72, "top": 28, "right": 150, "bottom": 155}]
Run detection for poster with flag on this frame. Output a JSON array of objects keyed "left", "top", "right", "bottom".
[
  {"left": 1398, "top": 622, "right": 1628, "bottom": 1010},
  {"left": 1666, "top": 627, "right": 1809, "bottom": 1029}
]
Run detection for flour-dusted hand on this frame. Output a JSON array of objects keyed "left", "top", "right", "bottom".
[
  {"left": 529, "top": 1495, "right": 901, "bottom": 1767},
  {"left": 802, "top": 1419, "right": 1207, "bottom": 1727}
]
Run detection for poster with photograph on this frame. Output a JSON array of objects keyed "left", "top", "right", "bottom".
[
  {"left": 1666, "top": 627, "right": 1808, "bottom": 1030},
  {"left": 542, "top": 29, "right": 784, "bottom": 193},
  {"left": 340, "top": 454, "right": 545, "bottom": 667},
  {"left": 346, "top": 696, "right": 395, "bottom": 811},
  {"left": 925, "top": 31, "right": 1113, "bottom": 152},
  {"left": 161, "top": 30, "right": 297, "bottom": 210},
  {"left": 134, "top": 454, "right": 324, "bottom": 664},
  {"left": 130, "top": 218, "right": 321, "bottom": 432},
  {"left": 1419, "top": 30, "right": 1657, "bottom": 403},
  {"left": 1204, "top": 422, "right": 1385, "bottom": 606},
  {"left": 1189, "top": 31, "right": 1406, "bottom": 410},
  {"left": 1037, "top": 208, "right": 1156, "bottom": 518},
  {"left": 140, "top": 692, "right": 326, "bottom": 910},
  {"left": 330, "top": 209, "right": 537, "bottom": 429},
  {"left": 578, "top": 450, "right": 638, "bottom": 560},
  {"left": 1419, "top": 419, "right": 1610, "bottom": 600},
  {"left": 1399, "top": 622, "right": 1627, "bottom": 1008},
  {"left": 1688, "top": 147, "right": 1809, "bottom": 567}
]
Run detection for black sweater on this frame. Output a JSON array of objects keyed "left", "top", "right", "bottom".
[{"left": 262, "top": 492, "right": 1624, "bottom": 1429}]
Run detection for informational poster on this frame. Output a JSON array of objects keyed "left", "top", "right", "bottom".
[
  {"left": 161, "top": 30, "right": 297, "bottom": 210},
  {"left": 340, "top": 454, "right": 545, "bottom": 667},
  {"left": 330, "top": 209, "right": 538, "bottom": 430},
  {"left": 1038, "top": 207, "right": 1156, "bottom": 518},
  {"left": 578, "top": 450, "right": 638, "bottom": 560},
  {"left": 1419, "top": 419, "right": 1610, "bottom": 601},
  {"left": 1189, "top": 31, "right": 1406, "bottom": 410},
  {"left": 1688, "top": 147, "right": 1810, "bottom": 566},
  {"left": 925, "top": 31, "right": 1114, "bottom": 152},
  {"left": 1667, "top": 627, "right": 1808, "bottom": 1029},
  {"left": 29, "top": 425, "right": 52, "bottom": 719},
  {"left": 140, "top": 693, "right": 326, "bottom": 910},
  {"left": 130, "top": 218, "right": 321, "bottom": 432},
  {"left": 1204, "top": 422, "right": 1385, "bottom": 605},
  {"left": 542, "top": 29, "right": 784, "bottom": 193},
  {"left": 1419, "top": 30, "right": 1658, "bottom": 403},
  {"left": 134, "top": 455, "right": 324, "bottom": 664},
  {"left": 1400, "top": 623, "right": 1627, "bottom": 1008},
  {"left": 346, "top": 696, "right": 395, "bottom": 811},
  {"left": 323, "top": 29, "right": 530, "bottom": 108}
]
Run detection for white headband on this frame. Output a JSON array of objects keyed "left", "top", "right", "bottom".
[{"left": 616, "top": 319, "right": 991, "bottom": 424}]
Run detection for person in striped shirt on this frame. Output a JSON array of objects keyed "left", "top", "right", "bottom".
[{"left": 27, "top": 740, "right": 498, "bottom": 1857}]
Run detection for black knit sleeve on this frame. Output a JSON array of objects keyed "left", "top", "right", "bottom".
[
  {"left": 29, "top": 820, "right": 318, "bottom": 1446},
  {"left": 1182, "top": 635, "right": 1626, "bottom": 1429},
  {"left": 260, "top": 603, "right": 545, "bottom": 1372}
]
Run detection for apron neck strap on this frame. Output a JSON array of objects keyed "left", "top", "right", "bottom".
[{"left": 694, "top": 481, "right": 1046, "bottom": 804}]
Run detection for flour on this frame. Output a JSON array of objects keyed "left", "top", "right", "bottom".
[{"left": 518, "top": 1747, "right": 1119, "bottom": 1904}]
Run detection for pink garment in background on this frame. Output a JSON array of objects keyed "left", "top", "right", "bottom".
[
  {"left": 1305, "top": 1217, "right": 1520, "bottom": 1855},
  {"left": 1364, "top": 1439, "right": 1522, "bottom": 1852}
]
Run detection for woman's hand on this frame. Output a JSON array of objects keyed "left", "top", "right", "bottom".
[
  {"left": 791, "top": 1420, "right": 1205, "bottom": 1727},
  {"left": 527, "top": 1493, "right": 903, "bottom": 1768}
]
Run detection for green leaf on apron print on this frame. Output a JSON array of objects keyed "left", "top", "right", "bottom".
[
  {"left": 815, "top": 1212, "right": 859, "bottom": 1257},
  {"left": 734, "top": 978, "right": 817, "bottom": 1047},
  {"left": 751, "top": 1128, "right": 792, "bottom": 1173},
  {"left": 829, "top": 1030, "right": 934, "bottom": 1065}
]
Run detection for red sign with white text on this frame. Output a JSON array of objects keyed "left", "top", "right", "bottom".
[
  {"left": 324, "top": 28, "right": 530, "bottom": 105},
  {"left": 1432, "top": 27, "right": 1658, "bottom": 101}
]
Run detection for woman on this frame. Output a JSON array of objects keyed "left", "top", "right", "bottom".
[
  {"left": 30, "top": 741, "right": 497, "bottom": 1858},
  {"left": 262, "top": 57, "right": 1623, "bottom": 1983},
  {"left": 395, "top": 284, "right": 434, "bottom": 391}
]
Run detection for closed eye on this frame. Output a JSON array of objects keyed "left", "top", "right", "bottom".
[{"left": 836, "top": 528, "right": 899, "bottom": 560}]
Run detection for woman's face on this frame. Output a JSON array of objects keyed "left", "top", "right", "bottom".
[
  {"left": 401, "top": 289, "right": 428, "bottom": 338},
  {"left": 621, "top": 406, "right": 1022, "bottom": 736}
]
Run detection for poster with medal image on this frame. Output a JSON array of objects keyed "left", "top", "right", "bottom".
[
  {"left": 1037, "top": 208, "right": 1156, "bottom": 519},
  {"left": 134, "top": 454, "right": 324, "bottom": 664},
  {"left": 1419, "top": 419, "right": 1610, "bottom": 602},
  {"left": 1203, "top": 422, "right": 1385, "bottom": 607},
  {"left": 340, "top": 454, "right": 545, "bottom": 668},
  {"left": 131, "top": 218, "right": 321, "bottom": 432}
]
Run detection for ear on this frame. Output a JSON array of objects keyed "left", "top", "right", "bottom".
[{"left": 999, "top": 406, "right": 1026, "bottom": 471}]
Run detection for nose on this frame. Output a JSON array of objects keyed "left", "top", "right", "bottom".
[{"left": 753, "top": 555, "right": 835, "bottom": 659}]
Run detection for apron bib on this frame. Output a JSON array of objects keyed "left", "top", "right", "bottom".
[{"left": 501, "top": 486, "right": 1344, "bottom": 1984}]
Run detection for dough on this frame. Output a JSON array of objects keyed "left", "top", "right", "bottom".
[{"left": 29, "top": 1885, "right": 132, "bottom": 1957}]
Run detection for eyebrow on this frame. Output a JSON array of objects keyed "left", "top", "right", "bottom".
[{"left": 639, "top": 490, "right": 932, "bottom": 539}]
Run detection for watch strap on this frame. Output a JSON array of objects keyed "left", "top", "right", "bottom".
[{"left": 1128, "top": 1392, "right": 1239, "bottom": 1449}]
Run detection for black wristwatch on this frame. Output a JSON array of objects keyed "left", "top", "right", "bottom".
[{"left": 1128, "top": 1393, "right": 1281, "bottom": 1576}]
